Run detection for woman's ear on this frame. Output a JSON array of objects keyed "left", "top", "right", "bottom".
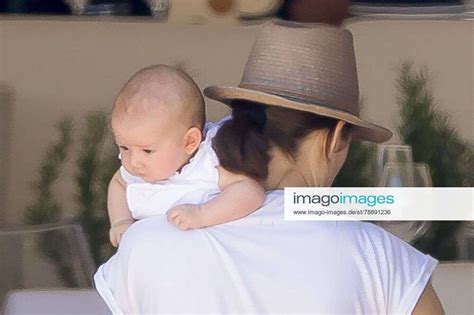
[
  {"left": 325, "top": 120, "right": 350, "bottom": 160},
  {"left": 183, "top": 127, "right": 202, "bottom": 155}
]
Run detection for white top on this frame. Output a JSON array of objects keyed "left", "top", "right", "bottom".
[
  {"left": 94, "top": 190, "right": 439, "bottom": 314},
  {"left": 119, "top": 118, "right": 227, "bottom": 220}
]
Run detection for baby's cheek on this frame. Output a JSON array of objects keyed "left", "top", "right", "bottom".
[{"left": 148, "top": 158, "right": 162, "bottom": 174}]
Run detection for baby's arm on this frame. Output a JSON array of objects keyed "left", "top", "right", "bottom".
[
  {"left": 201, "top": 166, "right": 265, "bottom": 226},
  {"left": 108, "top": 170, "right": 135, "bottom": 247},
  {"left": 167, "top": 166, "right": 265, "bottom": 230}
]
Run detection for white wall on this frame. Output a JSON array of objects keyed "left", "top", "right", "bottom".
[
  {"left": 0, "top": 83, "right": 12, "bottom": 227},
  {"left": 346, "top": 19, "right": 473, "bottom": 144},
  {"left": 0, "top": 23, "right": 11, "bottom": 226}
]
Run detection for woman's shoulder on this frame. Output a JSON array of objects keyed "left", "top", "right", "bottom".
[
  {"left": 336, "top": 220, "right": 388, "bottom": 241},
  {"left": 334, "top": 220, "right": 438, "bottom": 277},
  {"left": 336, "top": 220, "right": 439, "bottom": 313},
  {"left": 335, "top": 220, "right": 423, "bottom": 260}
]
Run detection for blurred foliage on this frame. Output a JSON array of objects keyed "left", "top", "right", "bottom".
[
  {"left": 333, "top": 140, "right": 375, "bottom": 187},
  {"left": 75, "top": 111, "right": 119, "bottom": 266},
  {"left": 397, "top": 61, "right": 472, "bottom": 260},
  {"left": 25, "top": 111, "right": 119, "bottom": 281},
  {"left": 397, "top": 61, "right": 472, "bottom": 187},
  {"left": 25, "top": 118, "right": 73, "bottom": 225},
  {"left": 24, "top": 117, "right": 77, "bottom": 286},
  {"left": 334, "top": 61, "right": 473, "bottom": 261}
]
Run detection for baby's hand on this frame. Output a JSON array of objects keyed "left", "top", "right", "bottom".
[
  {"left": 166, "top": 204, "right": 205, "bottom": 231},
  {"left": 109, "top": 219, "right": 134, "bottom": 247}
]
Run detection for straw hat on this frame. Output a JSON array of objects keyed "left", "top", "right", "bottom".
[{"left": 204, "top": 20, "right": 392, "bottom": 143}]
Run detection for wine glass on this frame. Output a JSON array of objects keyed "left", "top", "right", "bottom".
[
  {"left": 376, "top": 162, "right": 433, "bottom": 243},
  {"left": 375, "top": 144, "right": 413, "bottom": 186},
  {"left": 377, "top": 163, "right": 415, "bottom": 242},
  {"left": 414, "top": 163, "right": 433, "bottom": 187},
  {"left": 379, "top": 162, "right": 415, "bottom": 187},
  {"left": 411, "top": 163, "right": 433, "bottom": 239}
]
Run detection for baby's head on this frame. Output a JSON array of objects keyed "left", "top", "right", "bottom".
[{"left": 111, "top": 65, "right": 205, "bottom": 182}]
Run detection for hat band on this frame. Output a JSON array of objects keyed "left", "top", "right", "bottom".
[{"left": 238, "top": 83, "right": 359, "bottom": 116}]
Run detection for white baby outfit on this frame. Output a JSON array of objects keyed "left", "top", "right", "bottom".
[{"left": 119, "top": 118, "right": 228, "bottom": 220}]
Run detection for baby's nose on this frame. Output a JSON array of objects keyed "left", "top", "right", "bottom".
[{"left": 130, "top": 153, "right": 143, "bottom": 168}]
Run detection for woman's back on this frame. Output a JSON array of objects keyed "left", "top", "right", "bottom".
[{"left": 95, "top": 191, "right": 437, "bottom": 314}]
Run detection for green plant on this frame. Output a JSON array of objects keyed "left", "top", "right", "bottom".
[
  {"left": 333, "top": 141, "right": 375, "bottom": 187},
  {"left": 24, "top": 117, "right": 77, "bottom": 286},
  {"left": 75, "top": 111, "right": 119, "bottom": 266},
  {"left": 25, "top": 118, "right": 73, "bottom": 225},
  {"left": 397, "top": 62, "right": 472, "bottom": 187},
  {"left": 25, "top": 111, "right": 119, "bottom": 273},
  {"left": 397, "top": 61, "right": 472, "bottom": 260},
  {"left": 335, "top": 61, "right": 472, "bottom": 260}
]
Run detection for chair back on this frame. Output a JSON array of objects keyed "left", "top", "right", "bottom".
[
  {"left": 3, "top": 289, "right": 111, "bottom": 315},
  {"left": 0, "top": 222, "right": 95, "bottom": 306}
]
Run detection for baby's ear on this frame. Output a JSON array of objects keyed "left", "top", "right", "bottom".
[{"left": 184, "top": 127, "right": 202, "bottom": 155}]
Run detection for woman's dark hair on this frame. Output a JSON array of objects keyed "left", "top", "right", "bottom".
[
  {"left": 212, "top": 100, "right": 349, "bottom": 182},
  {"left": 212, "top": 102, "right": 270, "bottom": 181}
]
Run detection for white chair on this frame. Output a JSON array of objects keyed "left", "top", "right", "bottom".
[
  {"left": 2, "top": 289, "right": 111, "bottom": 315},
  {"left": 432, "top": 262, "right": 474, "bottom": 315},
  {"left": 0, "top": 222, "right": 96, "bottom": 306}
]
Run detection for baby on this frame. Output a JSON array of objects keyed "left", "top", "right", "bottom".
[{"left": 108, "top": 65, "right": 265, "bottom": 247}]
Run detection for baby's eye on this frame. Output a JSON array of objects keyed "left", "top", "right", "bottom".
[
  {"left": 119, "top": 146, "right": 129, "bottom": 151},
  {"left": 143, "top": 149, "right": 155, "bottom": 154}
]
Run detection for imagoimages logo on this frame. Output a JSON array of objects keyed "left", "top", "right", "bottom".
[
  {"left": 292, "top": 192, "right": 395, "bottom": 207},
  {"left": 285, "top": 187, "right": 473, "bottom": 221}
]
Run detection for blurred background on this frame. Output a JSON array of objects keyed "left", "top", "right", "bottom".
[{"left": 0, "top": 0, "right": 472, "bottom": 313}]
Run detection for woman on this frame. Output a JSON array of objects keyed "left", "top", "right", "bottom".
[{"left": 94, "top": 20, "right": 444, "bottom": 314}]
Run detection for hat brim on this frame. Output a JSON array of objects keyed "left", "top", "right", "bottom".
[{"left": 204, "top": 86, "right": 392, "bottom": 143}]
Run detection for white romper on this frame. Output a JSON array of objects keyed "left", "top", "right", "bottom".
[{"left": 119, "top": 118, "right": 228, "bottom": 220}]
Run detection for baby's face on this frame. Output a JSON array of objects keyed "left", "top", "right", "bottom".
[{"left": 112, "top": 112, "right": 189, "bottom": 183}]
